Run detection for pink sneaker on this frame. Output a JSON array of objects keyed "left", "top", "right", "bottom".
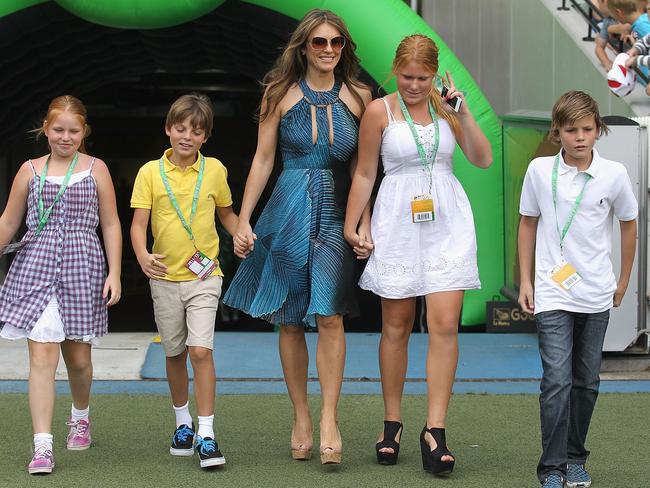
[
  {"left": 28, "top": 445, "right": 55, "bottom": 474},
  {"left": 66, "top": 418, "right": 91, "bottom": 450}
]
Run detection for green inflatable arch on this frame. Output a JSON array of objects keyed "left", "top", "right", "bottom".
[{"left": 3, "top": 0, "right": 503, "bottom": 325}]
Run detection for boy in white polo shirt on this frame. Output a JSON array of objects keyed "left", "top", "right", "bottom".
[{"left": 518, "top": 91, "right": 637, "bottom": 488}]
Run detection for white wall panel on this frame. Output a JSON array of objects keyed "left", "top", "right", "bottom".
[
  {"left": 479, "top": 0, "right": 512, "bottom": 114},
  {"left": 418, "top": 0, "right": 637, "bottom": 117}
]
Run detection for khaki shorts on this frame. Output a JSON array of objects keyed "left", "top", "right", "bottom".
[{"left": 149, "top": 276, "right": 222, "bottom": 357}]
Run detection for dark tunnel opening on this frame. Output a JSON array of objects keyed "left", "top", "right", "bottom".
[{"left": 0, "top": 0, "right": 384, "bottom": 332}]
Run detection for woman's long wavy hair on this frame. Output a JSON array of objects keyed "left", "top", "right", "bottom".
[
  {"left": 259, "top": 9, "right": 367, "bottom": 122},
  {"left": 392, "top": 34, "right": 460, "bottom": 136}
]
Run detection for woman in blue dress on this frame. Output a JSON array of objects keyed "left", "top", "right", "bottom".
[{"left": 223, "top": 9, "right": 371, "bottom": 465}]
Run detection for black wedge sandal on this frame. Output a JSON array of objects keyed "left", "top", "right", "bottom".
[
  {"left": 419, "top": 426, "right": 455, "bottom": 475},
  {"left": 375, "top": 421, "right": 403, "bottom": 465}
]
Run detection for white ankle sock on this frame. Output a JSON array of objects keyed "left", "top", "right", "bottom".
[
  {"left": 173, "top": 402, "right": 192, "bottom": 428},
  {"left": 33, "top": 433, "right": 53, "bottom": 449},
  {"left": 71, "top": 404, "right": 89, "bottom": 422},
  {"left": 197, "top": 415, "right": 214, "bottom": 439}
]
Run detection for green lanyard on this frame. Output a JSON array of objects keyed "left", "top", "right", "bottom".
[
  {"left": 551, "top": 153, "right": 591, "bottom": 255},
  {"left": 159, "top": 155, "right": 205, "bottom": 243},
  {"left": 397, "top": 92, "right": 440, "bottom": 195},
  {"left": 35, "top": 152, "right": 79, "bottom": 237}
]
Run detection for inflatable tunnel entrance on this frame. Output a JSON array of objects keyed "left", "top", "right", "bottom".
[{"left": 0, "top": 0, "right": 503, "bottom": 326}]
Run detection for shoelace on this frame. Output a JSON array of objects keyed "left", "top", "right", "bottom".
[
  {"left": 66, "top": 419, "right": 88, "bottom": 437},
  {"left": 33, "top": 445, "right": 53, "bottom": 460},
  {"left": 174, "top": 426, "right": 193, "bottom": 442},
  {"left": 198, "top": 438, "right": 216, "bottom": 454}
]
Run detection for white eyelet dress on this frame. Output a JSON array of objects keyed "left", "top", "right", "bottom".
[{"left": 358, "top": 98, "right": 481, "bottom": 299}]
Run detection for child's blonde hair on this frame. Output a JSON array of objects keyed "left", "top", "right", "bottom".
[
  {"left": 607, "top": 0, "right": 647, "bottom": 14},
  {"left": 549, "top": 91, "right": 608, "bottom": 144},
  {"left": 166, "top": 93, "right": 214, "bottom": 137},
  {"left": 35, "top": 95, "right": 91, "bottom": 153}
]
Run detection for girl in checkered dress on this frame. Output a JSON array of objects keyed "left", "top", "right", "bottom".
[{"left": 0, "top": 96, "right": 122, "bottom": 474}]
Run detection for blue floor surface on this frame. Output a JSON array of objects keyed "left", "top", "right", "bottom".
[
  {"left": 133, "top": 332, "right": 650, "bottom": 394},
  {"left": 4, "top": 333, "right": 650, "bottom": 394},
  {"left": 141, "top": 332, "right": 544, "bottom": 381},
  {"left": 3, "top": 378, "right": 650, "bottom": 395}
]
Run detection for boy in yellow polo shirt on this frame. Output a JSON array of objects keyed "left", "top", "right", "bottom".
[{"left": 130, "top": 93, "right": 238, "bottom": 469}]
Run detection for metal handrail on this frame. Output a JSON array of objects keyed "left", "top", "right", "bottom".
[
  {"left": 571, "top": 0, "right": 602, "bottom": 42},
  {"left": 560, "top": 0, "right": 649, "bottom": 84}
]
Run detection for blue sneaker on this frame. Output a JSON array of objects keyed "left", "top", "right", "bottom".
[
  {"left": 195, "top": 435, "right": 226, "bottom": 468},
  {"left": 170, "top": 423, "right": 195, "bottom": 456},
  {"left": 542, "top": 474, "right": 565, "bottom": 488},
  {"left": 566, "top": 464, "right": 592, "bottom": 488}
]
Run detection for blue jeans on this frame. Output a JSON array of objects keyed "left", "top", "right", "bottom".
[{"left": 535, "top": 309, "right": 610, "bottom": 483}]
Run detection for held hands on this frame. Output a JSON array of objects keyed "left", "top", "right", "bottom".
[
  {"left": 233, "top": 220, "right": 256, "bottom": 259},
  {"left": 137, "top": 252, "right": 168, "bottom": 279},
  {"left": 103, "top": 273, "right": 122, "bottom": 307},
  {"left": 344, "top": 224, "right": 374, "bottom": 260},
  {"left": 518, "top": 281, "right": 535, "bottom": 314}
]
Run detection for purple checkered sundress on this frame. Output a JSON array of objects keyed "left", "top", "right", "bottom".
[{"left": 0, "top": 160, "right": 108, "bottom": 337}]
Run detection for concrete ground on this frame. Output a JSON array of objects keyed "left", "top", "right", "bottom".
[{"left": 0, "top": 333, "right": 153, "bottom": 381}]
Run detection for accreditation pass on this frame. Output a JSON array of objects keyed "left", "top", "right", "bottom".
[
  {"left": 185, "top": 250, "right": 217, "bottom": 280},
  {"left": 411, "top": 195, "right": 434, "bottom": 223},
  {"left": 549, "top": 261, "right": 582, "bottom": 290}
]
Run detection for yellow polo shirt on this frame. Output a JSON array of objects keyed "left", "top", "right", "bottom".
[{"left": 131, "top": 149, "right": 233, "bottom": 281}]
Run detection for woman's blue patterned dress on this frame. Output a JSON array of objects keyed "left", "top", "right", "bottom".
[{"left": 223, "top": 79, "right": 359, "bottom": 327}]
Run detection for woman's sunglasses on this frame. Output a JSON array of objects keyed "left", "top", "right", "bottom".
[{"left": 309, "top": 36, "right": 346, "bottom": 51}]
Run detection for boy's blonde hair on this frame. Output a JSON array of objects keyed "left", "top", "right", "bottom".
[
  {"left": 549, "top": 91, "right": 608, "bottom": 144},
  {"left": 607, "top": 0, "right": 646, "bottom": 14},
  {"left": 165, "top": 93, "right": 214, "bottom": 137}
]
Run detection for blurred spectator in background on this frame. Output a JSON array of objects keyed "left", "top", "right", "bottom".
[
  {"left": 609, "top": 0, "right": 650, "bottom": 78},
  {"left": 608, "top": 0, "right": 650, "bottom": 43},
  {"left": 595, "top": 0, "right": 630, "bottom": 71}
]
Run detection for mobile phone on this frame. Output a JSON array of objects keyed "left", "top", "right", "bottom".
[{"left": 440, "top": 84, "right": 462, "bottom": 112}]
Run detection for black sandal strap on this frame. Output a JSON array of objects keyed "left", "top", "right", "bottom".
[
  {"left": 425, "top": 427, "right": 453, "bottom": 458},
  {"left": 376, "top": 421, "right": 403, "bottom": 450}
]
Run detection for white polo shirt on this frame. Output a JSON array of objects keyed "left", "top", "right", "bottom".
[{"left": 519, "top": 149, "right": 638, "bottom": 314}]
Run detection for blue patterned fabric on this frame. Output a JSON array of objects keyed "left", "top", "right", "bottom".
[{"left": 223, "top": 80, "right": 359, "bottom": 327}]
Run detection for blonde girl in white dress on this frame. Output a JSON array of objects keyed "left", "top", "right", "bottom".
[{"left": 344, "top": 35, "right": 492, "bottom": 475}]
